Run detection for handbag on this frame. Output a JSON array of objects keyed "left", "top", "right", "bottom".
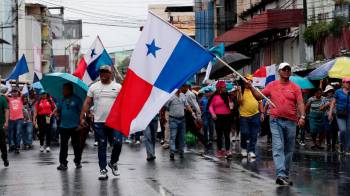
[{"left": 337, "top": 93, "right": 349, "bottom": 118}]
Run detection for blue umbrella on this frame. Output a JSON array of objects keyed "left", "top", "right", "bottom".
[
  {"left": 307, "top": 60, "right": 336, "bottom": 80},
  {"left": 32, "top": 81, "right": 43, "bottom": 89},
  {"left": 40, "top": 73, "right": 88, "bottom": 102},
  {"left": 290, "top": 76, "right": 314, "bottom": 89}
]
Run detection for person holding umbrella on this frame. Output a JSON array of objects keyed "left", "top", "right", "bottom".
[{"left": 56, "top": 83, "right": 83, "bottom": 170}]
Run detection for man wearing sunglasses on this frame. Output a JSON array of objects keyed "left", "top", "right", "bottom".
[{"left": 248, "top": 62, "right": 305, "bottom": 186}]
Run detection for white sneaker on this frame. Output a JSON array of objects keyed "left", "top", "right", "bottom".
[
  {"left": 241, "top": 149, "right": 248, "bottom": 157},
  {"left": 135, "top": 141, "right": 140, "bottom": 145},
  {"left": 40, "top": 146, "right": 44, "bottom": 152},
  {"left": 98, "top": 169, "right": 108, "bottom": 180},
  {"left": 46, "top": 147, "right": 50, "bottom": 152},
  {"left": 94, "top": 142, "right": 98, "bottom": 146},
  {"left": 248, "top": 152, "right": 256, "bottom": 158}
]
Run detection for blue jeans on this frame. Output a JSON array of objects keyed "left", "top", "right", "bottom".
[
  {"left": 94, "top": 123, "right": 123, "bottom": 170},
  {"left": 202, "top": 112, "right": 214, "bottom": 145},
  {"left": 270, "top": 117, "right": 296, "bottom": 177},
  {"left": 336, "top": 115, "right": 350, "bottom": 150},
  {"left": 240, "top": 114, "right": 260, "bottom": 153},
  {"left": 169, "top": 117, "right": 185, "bottom": 154},
  {"left": 22, "top": 122, "right": 33, "bottom": 145},
  {"left": 8, "top": 119, "right": 24, "bottom": 149},
  {"left": 143, "top": 119, "right": 158, "bottom": 158}
]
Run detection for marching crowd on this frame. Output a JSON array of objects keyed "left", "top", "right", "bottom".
[{"left": 0, "top": 63, "right": 349, "bottom": 186}]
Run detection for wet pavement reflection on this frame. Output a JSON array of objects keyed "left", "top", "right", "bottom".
[{"left": 0, "top": 138, "right": 349, "bottom": 195}]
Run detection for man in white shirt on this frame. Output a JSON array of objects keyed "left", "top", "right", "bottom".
[{"left": 80, "top": 65, "right": 122, "bottom": 180}]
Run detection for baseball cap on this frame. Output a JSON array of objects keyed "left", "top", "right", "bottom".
[
  {"left": 323, "top": 85, "right": 334, "bottom": 93},
  {"left": 245, "top": 74, "right": 253, "bottom": 81},
  {"left": 278, "top": 62, "right": 291, "bottom": 70},
  {"left": 99, "top": 65, "right": 112, "bottom": 72},
  {"left": 216, "top": 81, "right": 226, "bottom": 88}
]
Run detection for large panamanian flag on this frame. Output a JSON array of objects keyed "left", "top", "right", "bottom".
[
  {"left": 106, "top": 12, "right": 214, "bottom": 136},
  {"left": 253, "top": 64, "right": 276, "bottom": 87},
  {"left": 73, "top": 36, "right": 113, "bottom": 85}
]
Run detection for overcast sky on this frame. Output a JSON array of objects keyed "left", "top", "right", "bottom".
[{"left": 29, "top": 0, "right": 193, "bottom": 53}]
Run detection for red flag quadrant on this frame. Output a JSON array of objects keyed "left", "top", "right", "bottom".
[{"left": 106, "top": 69, "right": 153, "bottom": 136}]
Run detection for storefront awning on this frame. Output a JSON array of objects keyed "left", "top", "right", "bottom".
[{"left": 215, "top": 9, "right": 304, "bottom": 47}]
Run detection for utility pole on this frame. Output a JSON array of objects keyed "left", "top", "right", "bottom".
[
  {"left": 303, "top": 0, "right": 307, "bottom": 26},
  {"left": 14, "top": 0, "right": 19, "bottom": 61}
]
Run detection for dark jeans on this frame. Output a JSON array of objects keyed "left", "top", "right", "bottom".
[
  {"left": 8, "top": 119, "right": 23, "bottom": 149},
  {"left": 240, "top": 114, "right": 260, "bottom": 153},
  {"left": 324, "top": 115, "right": 338, "bottom": 147},
  {"left": 214, "top": 114, "right": 231, "bottom": 151},
  {"left": 0, "top": 128, "right": 7, "bottom": 161},
  {"left": 37, "top": 115, "right": 51, "bottom": 147},
  {"left": 59, "top": 127, "right": 82, "bottom": 166},
  {"left": 94, "top": 123, "right": 123, "bottom": 170},
  {"left": 202, "top": 112, "right": 214, "bottom": 145}
]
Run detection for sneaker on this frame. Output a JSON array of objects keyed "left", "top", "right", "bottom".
[
  {"left": 40, "top": 146, "right": 44, "bottom": 152},
  {"left": 75, "top": 163, "right": 82, "bottom": 169},
  {"left": 46, "top": 147, "right": 51, "bottom": 152},
  {"left": 216, "top": 150, "right": 224, "bottom": 158},
  {"left": 160, "top": 139, "right": 165, "bottom": 145},
  {"left": 162, "top": 143, "right": 169, "bottom": 149},
  {"left": 225, "top": 151, "right": 233, "bottom": 159},
  {"left": 146, "top": 156, "right": 156, "bottom": 162},
  {"left": 170, "top": 153, "right": 175, "bottom": 161},
  {"left": 299, "top": 142, "right": 305, "bottom": 146},
  {"left": 57, "top": 164, "right": 68, "bottom": 171},
  {"left": 276, "top": 176, "right": 290, "bottom": 186},
  {"left": 135, "top": 140, "right": 141, "bottom": 145},
  {"left": 248, "top": 152, "right": 256, "bottom": 158},
  {"left": 241, "top": 149, "right": 248, "bottom": 157},
  {"left": 98, "top": 169, "right": 108, "bottom": 180},
  {"left": 124, "top": 139, "right": 131, "bottom": 144},
  {"left": 3, "top": 159, "right": 9, "bottom": 167},
  {"left": 15, "top": 148, "right": 20, "bottom": 154},
  {"left": 108, "top": 162, "right": 120, "bottom": 176},
  {"left": 94, "top": 142, "right": 98, "bottom": 146}
]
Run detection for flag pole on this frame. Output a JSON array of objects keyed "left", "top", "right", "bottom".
[{"left": 216, "top": 57, "right": 276, "bottom": 108}]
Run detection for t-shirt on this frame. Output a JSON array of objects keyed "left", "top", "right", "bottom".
[
  {"left": 239, "top": 88, "right": 260, "bottom": 117},
  {"left": 8, "top": 97, "right": 24, "bottom": 120},
  {"left": 307, "top": 96, "right": 324, "bottom": 114},
  {"left": 165, "top": 93, "right": 188, "bottom": 118},
  {"left": 209, "top": 95, "right": 231, "bottom": 115},
  {"left": 334, "top": 89, "right": 350, "bottom": 112},
  {"left": 322, "top": 97, "right": 335, "bottom": 115},
  {"left": 200, "top": 97, "right": 209, "bottom": 113},
  {"left": 262, "top": 80, "right": 303, "bottom": 122},
  {"left": 35, "top": 98, "right": 55, "bottom": 116},
  {"left": 0, "top": 95, "right": 8, "bottom": 127},
  {"left": 57, "top": 95, "right": 82, "bottom": 128},
  {"left": 87, "top": 81, "right": 121, "bottom": 123}
]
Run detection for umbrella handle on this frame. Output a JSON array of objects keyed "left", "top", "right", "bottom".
[{"left": 216, "top": 57, "right": 277, "bottom": 108}]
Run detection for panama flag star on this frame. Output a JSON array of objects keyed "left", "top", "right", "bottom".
[
  {"left": 146, "top": 39, "right": 161, "bottom": 57},
  {"left": 90, "top": 49, "right": 96, "bottom": 58}
]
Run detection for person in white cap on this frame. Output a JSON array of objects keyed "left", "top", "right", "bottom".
[
  {"left": 248, "top": 62, "right": 305, "bottom": 186},
  {"left": 320, "top": 85, "right": 337, "bottom": 151}
]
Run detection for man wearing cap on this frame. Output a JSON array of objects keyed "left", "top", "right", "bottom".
[
  {"left": 249, "top": 62, "right": 305, "bottom": 186},
  {"left": 237, "top": 74, "right": 263, "bottom": 159},
  {"left": 80, "top": 65, "right": 123, "bottom": 180}
]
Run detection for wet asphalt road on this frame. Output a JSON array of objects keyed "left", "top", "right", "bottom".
[{"left": 0, "top": 138, "right": 349, "bottom": 196}]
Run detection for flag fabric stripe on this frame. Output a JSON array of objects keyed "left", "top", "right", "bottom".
[
  {"left": 253, "top": 64, "right": 276, "bottom": 87},
  {"left": 74, "top": 58, "right": 87, "bottom": 79},
  {"left": 153, "top": 36, "right": 214, "bottom": 93},
  {"left": 130, "top": 87, "right": 175, "bottom": 133},
  {"left": 6, "top": 54, "right": 29, "bottom": 81},
  {"left": 86, "top": 49, "right": 113, "bottom": 81},
  {"left": 106, "top": 69, "right": 153, "bottom": 135}
]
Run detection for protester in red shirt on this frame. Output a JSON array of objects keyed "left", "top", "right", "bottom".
[
  {"left": 34, "top": 91, "right": 56, "bottom": 153},
  {"left": 249, "top": 62, "right": 305, "bottom": 186}
]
